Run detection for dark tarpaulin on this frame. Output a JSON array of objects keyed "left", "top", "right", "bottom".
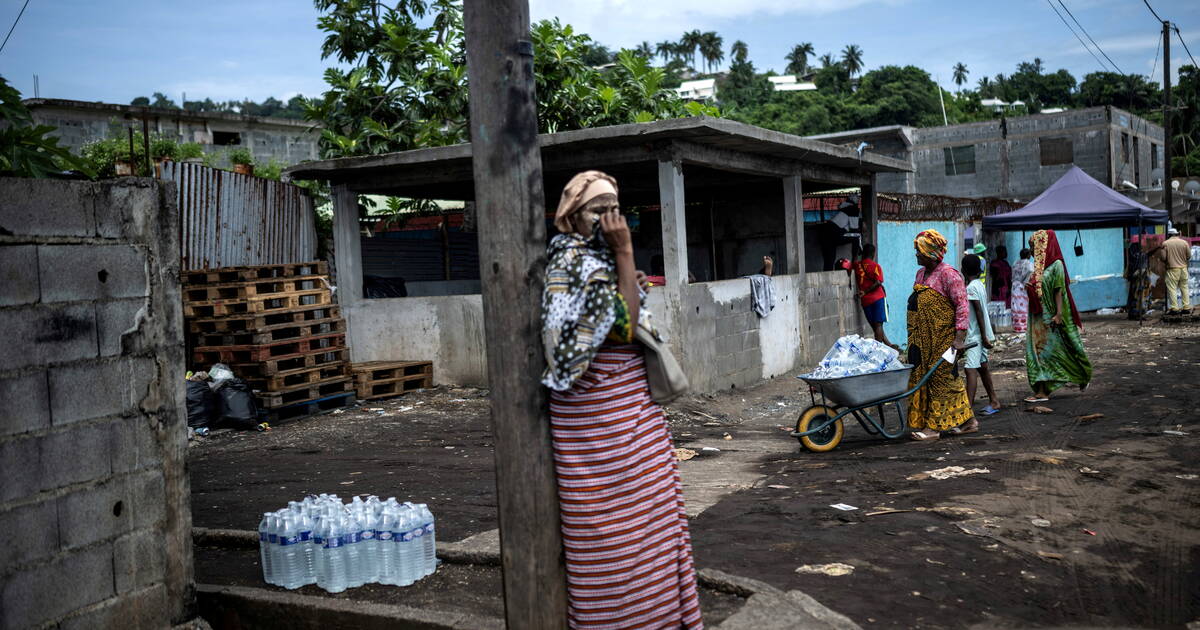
[{"left": 983, "top": 166, "right": 1168, "bottom": 230}]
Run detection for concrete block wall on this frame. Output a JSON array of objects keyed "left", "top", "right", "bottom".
[
  {"left": 0, "top": 177, "right": 192, "bottom": 629},
  {"left": 802, "top": 271, "right": 867, "bottom": 365}
]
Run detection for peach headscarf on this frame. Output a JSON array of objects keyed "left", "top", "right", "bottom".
[{"left": 554, "top": 170, "right": 619, "bottom": 234}]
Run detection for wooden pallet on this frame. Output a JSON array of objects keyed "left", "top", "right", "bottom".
[
  {"left": 244, "top": 363, "right": 349, "bottom": 392},
  {"left": 259, "top": 377, "right": 355, "bottom": 409},
  {"left": 351, "top": 361, "right": 433, "bottom": 400},
  {"left": 188, "top": 305, "right": 341, "bottom": 335},
  {"left": 264, "top": 391, "right": 355, "bottom": 423},
  {"left": 183, "top": 276, "right": 326, "bottom": 303},
  {"left": 231, "top": 348, "right": 349, "bottom": 377},
  {"left": 190, "top": 317, "right": 345, "bottom": 348},
  {"left": 183, "top": 289, "right": 331, "bottom": 318},
  {"left": 192, "top": 332, "right": 345, "bottom": 365},
  {"left": 183, "top": 261, "right": 328, "bottom": 286}
]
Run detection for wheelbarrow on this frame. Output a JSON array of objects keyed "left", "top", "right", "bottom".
[{"left": 791, "top": 344, "right": 975, "bottom": 452}]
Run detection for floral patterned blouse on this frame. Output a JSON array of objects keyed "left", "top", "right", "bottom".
[{"left": 915, "top": 262, "right": 969, "bottom": 331}]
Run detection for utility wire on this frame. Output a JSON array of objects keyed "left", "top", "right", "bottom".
[
  {"left": 1174, "top": 26, "right": 1198, "bottom": 68},
  {"left": 0, "top": 0, "right": 31, "bottom": 56},
  {"left": 1057, "top": 0, "right": 1124, "bottom": 74},
  {"left": 1045, "top": 0, "right": 1112, "bottom": 73},
  {"left": 1150, "top": 32, "right": 1161, "bottom": 81},
  {"left": 1142, "top": 0, "right": 1164, "bottom": 24}
]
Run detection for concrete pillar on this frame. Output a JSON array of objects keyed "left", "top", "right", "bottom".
[
  {"left": 783, "top": 174, "right": 805, "bottom": 278},
  {"left": 861, "top": 174, "right": 878, "bottom": 249},
  {"left": 332, "top": 184, "right": 362, "bottom": 307},
  {"left": 658, "top": 159, "right": 687, "bottom": 358}
]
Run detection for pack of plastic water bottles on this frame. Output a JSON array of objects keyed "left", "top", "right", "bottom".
[
  {"left": 258, "top": 494, "right": 436, "bottom": 593},
  {"left": 803, "top": 334, "right": 906, "bottom": 379}
]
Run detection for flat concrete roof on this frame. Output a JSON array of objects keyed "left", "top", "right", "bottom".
[
  {"left": 283, "top": 116, "right": 910, "bottom": 202},
  {"left": 24, "top": 98, "right": 316, "bottom": 129}
]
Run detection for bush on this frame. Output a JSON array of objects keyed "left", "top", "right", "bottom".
[
  {"left": 150, "top": 135, "right": 180, "bottom": 160},
  {"left": 178, "top": 142, "right": 205, "bottom": 160},
  {"left": 228, "top": 147, "right": 253, "bottom": 165}
]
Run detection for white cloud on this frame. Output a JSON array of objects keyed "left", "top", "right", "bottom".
[{"left": 528, "top": 0, "right": 906, "bottom": 47}]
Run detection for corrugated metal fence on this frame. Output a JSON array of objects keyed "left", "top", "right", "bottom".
[{"left": 161, "top": 161, "right": 318, "bottom": 270}]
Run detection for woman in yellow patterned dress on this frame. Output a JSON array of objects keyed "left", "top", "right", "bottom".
[{"left": 906, "top": 230, "right": 977, "bottom": 441}]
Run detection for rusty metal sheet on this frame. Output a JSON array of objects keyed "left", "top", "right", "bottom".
[{"left": 162, "top": 161, "right": 317, "bottom": 270}]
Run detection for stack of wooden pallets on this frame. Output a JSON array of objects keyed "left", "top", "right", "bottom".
[
  {"left": 183, "top": 261, "right": 355, "bottom": 420},
  {"left": 351, "top": 360, "right": 433, "bottom": 401}
]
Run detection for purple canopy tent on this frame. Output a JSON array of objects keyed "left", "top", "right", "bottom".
[{"left": 983, "top": 166, "right": 1168, "bottom": 230}]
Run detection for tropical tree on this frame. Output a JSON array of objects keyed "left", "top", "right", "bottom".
[
  {"left": 0, "top": 76, "right": 94, "bottom": 177},
  {"left": 785, "top": 42, "right": 815, "bottom": 76},
  {"left": 730, "top": 40, "right": 749, "bottom": 64},
  {"left": 953, "top": 62, "right": 969, "bottom": 90},
  {"left": 699, "top": 31, "right": 724, "bottom": 72},
  {"left": 841, "top": 44, "right": 864, "bottom": 77},
  {"left": 819, "top": 53, "right": 837, "bottom": 69},
  {"left": 977, "top": 75, "right": 992, "bottom": 95},
  {"left": 655, "top": 40, "right": 675, "bottom": 64},
  {"left": 634, "top": 41, "right": 653, "bottom": 60},
  {"left": 680, "top": 30, "right": 703, "bottom": 68}
]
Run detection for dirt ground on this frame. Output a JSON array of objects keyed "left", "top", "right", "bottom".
[{"left": 190, "top": 314, "right": 1200, "bottom": 628}]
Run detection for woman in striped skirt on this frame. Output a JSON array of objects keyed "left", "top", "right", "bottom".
[{"left": 541, "top": 170, "right": 703, "bottom": 629}]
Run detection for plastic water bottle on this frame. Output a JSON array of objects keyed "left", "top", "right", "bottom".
[
  {"left": 396, "top": 506, "right": 418, "bottom": 586},
  {"left": 344, "top": 512, "right": 365, "bottom": 588},
  {"left": 417, "top": 504, "right": 436, "bottom": 577},
  {"left": 359, "top": 509, "right": 379, "bottom": 584},
  {"left": 267, "top": 512, "right": 284, "bottom": 586},
  {"left": 320, "top": 516, "right": 348, "bottom": 593},
  {"left": 377, "top": 507, "right": 398, "bottom": 585},
  {"left": 298, "top": 511, "right": 316, "bottom": 585},
  {"left": 278, "top": 514, "right": 304, "bottom": 589},
  {"left": 258, "top": 513, "right": 275, "bottom": 585}
]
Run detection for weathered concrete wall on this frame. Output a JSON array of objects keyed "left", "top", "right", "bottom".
[
  {"left": 802, "top": 271, "right": 868, "bottom": 365},
  {"left": 878, "top": 220, "right": 967, "bottom": 347},
  {"left": 1001, "top": 228, "right": 1127, "bottom": 312},
  {"left": 28, "top": 101, "right": 319, "bottom": 167},
  {"left": 344, "top": 295, "right": 488, "bottom": 387},
  {"left": 0, "top": 178, "right": 192, "bottom": 628}
]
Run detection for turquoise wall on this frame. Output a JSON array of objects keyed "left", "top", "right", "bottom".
[
  {"left": 999, "top": 228, "right": 1126, "bottom": 312},
  {"left": 876, "top": 221, "right": 966, "bottom": 347}
]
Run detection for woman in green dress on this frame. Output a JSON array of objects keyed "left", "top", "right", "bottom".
[{"left": 1023, "top": 229, "right": 1092, "bottom": 402}]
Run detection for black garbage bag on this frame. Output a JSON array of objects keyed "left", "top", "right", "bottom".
[
  {"left": 186, "top": 380, "right": 217, "bottom": 428},
  {"left": 214, "top": 378, "right": 263, "bottom": 430}
]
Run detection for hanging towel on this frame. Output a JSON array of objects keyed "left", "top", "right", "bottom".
[{"left": 748, "top": 274, "right": 776, "bottom": 318}]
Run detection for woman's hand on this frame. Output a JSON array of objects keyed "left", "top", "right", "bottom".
[
  {"left": 600, "top": 209, "right": 633, "bottom": 255},
  {"left": 635, "top": 270, "right": 649, "bottom": 292},
  {"left": 952, "top": 330, "right": 967, "bottom": 351},
  {"left": 1050, "top": 312, "right": 1063, "bottom": 327}
]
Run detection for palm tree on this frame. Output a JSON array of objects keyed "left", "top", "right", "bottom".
[
  {"left": 1033, "top": 57, "right": 1044, "bottom": 74},
  {"left": 699, "top": 31, "right": 724, "bottom": 72},
  {"left": 731, "top": 40, "right": 749, "bottom": 64},
  {"left": 841, "top": 44, "right": 864, "bottom": 77},
  {"left": 655, "top": 40, "right": 674, "bottom": 64},
  {"left": 785, "top": 42, "right": 815, "bottom": 76},
  {"left": 680, "top": 30, "right": 703, "bottom": 69},
  {"left": 977, "top": 76, "right": 992, "bottom": 95},
  {"left": 952, "top": 62, "right": 969, "bottom": 90},
  {"left": 819, "top": 53, "right": 837, "bottom": 69},
  {"left": 635, "top": 41, "right": 653, "bottom": 60}
]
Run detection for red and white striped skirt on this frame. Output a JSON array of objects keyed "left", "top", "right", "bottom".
[{"left": 549, "top": 344, "right": 703, "bottom": 629}]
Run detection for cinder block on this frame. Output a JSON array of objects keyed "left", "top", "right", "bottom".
[
  {"left": 56, "top": 470, "right": 163, "bottom": 550},
  {"left": 113, "top": 529, "right": 165, "bottom": 593},
  {"left": 715, "top": 335, "right": 737, "bottom": 357},
  {"left": 38, "top": 244, "right": 148, "bottom": 303},
  {"left": 0, "top": 435, "right": 41, "bottom": 504},
  {"left": 109, "top": 415, "right": 164, "bottom": 475},
  {"left": 0, "top": 542, "right": 114, "bottom": 629},
  {"left": 95, "top": 181, "right": 159, "bottom": 239},
  {"left": 40, "top": 421, "right": 112, "bottom": 492},
  {"left": 49, "top": 357, "right": 156, "bottom": 425},
  {"left": 0, "top": 178, "right": 96, "bottom": 238},
  {"left": 0, "top": 500, "right": 58, "bottom": 570},
  {"left": 97, "top": 298, "right": 146, "bottom": 357},
  {"left": 0, "top": 245, "right": 40, "bottom": 307},
  {"left": 0, "top": 372, "right": 50, "bottom": 438},
  {"left": 58, "top": 584, "right": 168, "bottom": 630},
  {"left": 0, "top": 304, "right": 97, "bottom": 372}
]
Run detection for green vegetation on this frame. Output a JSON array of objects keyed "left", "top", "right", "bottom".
[
  {"left": 0, "top": 76, "right": 93, "bottom": 178},
  {"left": 227, "top": 147, "right": 254, "bottom": 166}
]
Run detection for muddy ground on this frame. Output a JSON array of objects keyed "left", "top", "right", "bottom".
[{"left": 190, "top": 315, "right": 1200, "bottom": 628}]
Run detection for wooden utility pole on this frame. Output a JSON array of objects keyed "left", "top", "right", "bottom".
[
  {"left": 1163, "top": 20, "right": 1173, "bottom": 223},
  {"left": 462, "top": 2, "right": 569, "bottom": 628}
]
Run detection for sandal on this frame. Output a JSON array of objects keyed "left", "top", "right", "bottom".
[
  {"left": 981, "top": 404, "right": 1001, "bottom": 415},
  {"left": 909, "top": 430, "right": 941, "bottom": 442},
  {"left": 947, "top": 420, "right": 979, "bottom": 435},
  {"left": 1023, "top": 396, "right": 1049, "bottom": 403}
]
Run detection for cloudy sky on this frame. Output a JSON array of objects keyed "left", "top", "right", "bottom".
[{"left": 1, "top": 0, "right": 1197, "bottom": 104}]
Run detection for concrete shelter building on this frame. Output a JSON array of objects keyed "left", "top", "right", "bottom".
[{"left": 284, "top": 117, "right": 909, "bottom": 391}]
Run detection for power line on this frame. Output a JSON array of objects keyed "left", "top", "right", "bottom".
[
  {"left": 1045, "top": 0, "right": 1112, "bottom": 73},
  {"left": 1142, "top": 0, "right": 1164, "bottom": 24},
  {"left": 1174, "top": 26, "right": 1198, "bottom": 68},
  {"left": 1150, "top": 31, "right": 1161, "bottom": 80},
  {"left": 1057, "top": 0, "right": 1124, "bottom": 74},
  {"left": 0, "top": 0, "right": 31, "bottom": 55}
]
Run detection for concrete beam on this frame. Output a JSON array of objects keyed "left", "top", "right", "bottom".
[
  {"left": 782, "top": 175, "right": 805, "bottom": 279},
  {"left": 658, "top": 158, "right": 688, "bottom": 358}
]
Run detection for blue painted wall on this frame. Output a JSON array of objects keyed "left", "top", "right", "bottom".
[
  {"left": 876, "top": 220, "right": 966, "bottom": 347},
  {"left": 998, "top": 228, "right": 1126, "bottom": 312}
]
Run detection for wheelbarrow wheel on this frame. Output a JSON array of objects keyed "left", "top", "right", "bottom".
[{"left": 796, "top": 405, "right": 843, "bottom": 452}]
